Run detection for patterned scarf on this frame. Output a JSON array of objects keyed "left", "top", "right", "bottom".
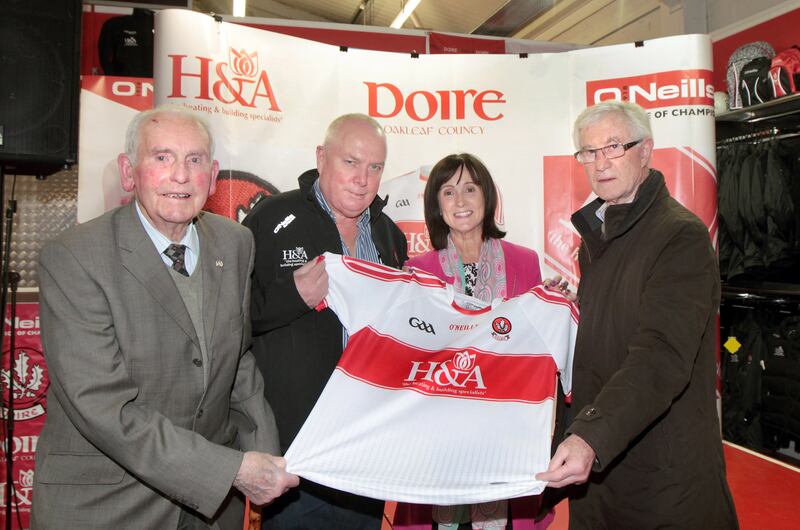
[
  {"left": 434, "top": 235, "right": 508, "bottom": 530},
  {"left": 438, "top": 235, "right": 507, "bottom": 301}
]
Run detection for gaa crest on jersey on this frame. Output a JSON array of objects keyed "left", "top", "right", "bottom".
[
  {"left": 408, "top": 316, "right": 436, "bottom": 335},
  {"left": 491, "top": 317, "right": 512, "bottom": 341},
  {"left": 280, "top": 246, "right": 308, "bottom": 268}
]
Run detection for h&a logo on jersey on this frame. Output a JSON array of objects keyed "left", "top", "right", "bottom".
[
  {"left": 404, "top": 350, "right": 487, "bottom": 396},
  {"left": 491, "top": 317, "right": 512, "bottom": 341},
  {"left": 408, "top": 316, "right": 435, "bottom": 335},
  {"left": 280, "top": 247, "right": 308, "bottom": 268}
]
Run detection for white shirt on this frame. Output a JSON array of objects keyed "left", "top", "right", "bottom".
[{"left": 134, "top": 201, "right": 200, "bottom": 275}]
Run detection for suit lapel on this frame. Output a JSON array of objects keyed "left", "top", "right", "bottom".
[
  {"left": 116, "top": 204, "right": 200, "bottom": 347},
  {"left": 197, "top": 215, "right": 223, "bottom": 359}
]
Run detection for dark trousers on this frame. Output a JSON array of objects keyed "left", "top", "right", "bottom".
[{"left": 262, "top": 480, "right": 384, "bottom": 530}]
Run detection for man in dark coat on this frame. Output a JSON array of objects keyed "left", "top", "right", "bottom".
[
  {"left": 537, "top": 100, "right": 738, "bottom": 529},
  {"left": 243, "top": 113, "right": 408, "bottom": 529}
]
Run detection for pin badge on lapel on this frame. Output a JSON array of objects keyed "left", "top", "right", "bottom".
[{"left": 216, "top": 260, "right": 224, "bottom": 267}]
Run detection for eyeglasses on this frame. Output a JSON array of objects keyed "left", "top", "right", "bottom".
[{"left": 574, "top": 139, "right": 643, "bottom": 164}]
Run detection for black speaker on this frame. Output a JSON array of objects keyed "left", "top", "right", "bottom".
[{"left": 0, "top": 0, "right": 81, "bottom": 176}]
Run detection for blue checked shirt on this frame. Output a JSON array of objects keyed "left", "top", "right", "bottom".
[
  {"left": 312, "top": 178, "right": 381, "bottom": 263},
  {"left": 313, "top": 178, "right": 382, "bottom": 346}
]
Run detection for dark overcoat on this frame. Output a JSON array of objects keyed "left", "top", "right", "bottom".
[{"left": 565, "top": 170, "right": 738, "bottom": 529}]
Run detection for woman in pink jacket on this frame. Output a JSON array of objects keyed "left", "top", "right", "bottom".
[{"left": 396, "top": 153, "right": 551, "bottom": 530}]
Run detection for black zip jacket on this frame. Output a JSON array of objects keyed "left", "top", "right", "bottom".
[{"left": 242, "top": 169, "right": 408, "bottom": 452}]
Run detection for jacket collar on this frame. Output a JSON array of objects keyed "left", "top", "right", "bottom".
[
  {"left": 116, "top": 203, "right": 224, "bottom": 353},
  {"left": 571, "top": 169, "right": 667, "bottom": 251},
  {"left": 116, "top": 203, "right": 199, "bottom": 345},
  {"left": 298, "top": 168, "right": 389, "bottom": 225}
]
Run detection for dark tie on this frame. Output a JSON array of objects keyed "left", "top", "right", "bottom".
[{"left": 164, "top": 244, "right": 189, "bottom": 276}]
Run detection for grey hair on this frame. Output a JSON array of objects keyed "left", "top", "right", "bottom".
[
  {"left": 323, "top": 113, "right": 386, "bottom": 147},
  {"left": 124, "top": 104, "right": 215, "bottom": 164},
  {"left": 572, "top": 100, "right": 652, "bottom": 150}
]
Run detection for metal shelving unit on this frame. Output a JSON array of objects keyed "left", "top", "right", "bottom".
[{"left": 716, "top": 92, "right": 800, "bottom": 123}]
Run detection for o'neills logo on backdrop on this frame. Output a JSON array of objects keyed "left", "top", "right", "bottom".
[
  {"left": 338, "top": 329, "right": 557, "bottom": 403},
  {"left": 168, "top": 48, "right": 282, "bottom": 115},
  {"left": 365, "top": 82, "right": 505, "bottom": 136},
  {"left": 586, "top": 69, "right": 714, "bottom": 109}
]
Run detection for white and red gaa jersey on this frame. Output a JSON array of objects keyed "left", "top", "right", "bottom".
[{"left": 284, "top": 253, "right": 577, "bottom": 504}]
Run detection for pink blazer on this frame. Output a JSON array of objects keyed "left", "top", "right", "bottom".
[{"left": 405, "top": 239, "right": 542, "bottom": 297}]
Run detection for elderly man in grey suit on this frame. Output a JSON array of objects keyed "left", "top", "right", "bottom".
[{"left": 31, "top": 105, "right": 298, "bottom": 529}]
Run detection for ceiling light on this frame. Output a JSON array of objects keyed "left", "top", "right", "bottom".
[
  {"left": 233, "top": 0, "right": 246, "bottom": 17},
  {"left": 390, "top": 0, "right": 422, "bottom": 29}
]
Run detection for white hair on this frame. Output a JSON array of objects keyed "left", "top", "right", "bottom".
[
  {"left": 323, "top": 113, "right": 386, "bottom": 148},
  {"left": 124, "top": 104, "right": 215, "bottom": 164},
  {"left": 572, "top": 100, "right": 652, "bottom": 150}
]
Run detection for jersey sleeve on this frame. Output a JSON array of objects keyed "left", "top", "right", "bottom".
[
  {"left": 317, "top": 252, "right": 418, "bottom": 334},
  {"left": 521, "top": 286, "right": 579, "bottom": 399}
]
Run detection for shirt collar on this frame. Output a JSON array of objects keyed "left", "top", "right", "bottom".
[
  {"left": 595, "top": 201, "right": 609, "bottom": 222},
  {"left": 134, "top": 200, "right": 199, "bottom": 258}
]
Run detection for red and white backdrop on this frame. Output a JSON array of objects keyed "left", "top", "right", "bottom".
[
  {"left": 1, "top": 304, "right": 47, "bottom": 527},
  {"left": 144, "top": 9, "right": 716, "bottom": 281}
]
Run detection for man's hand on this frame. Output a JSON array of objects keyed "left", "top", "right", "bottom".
[
  {"left": 293, "top": 256, "right": 328, "bottom": 308},
  {"left": 233, "top": 452, "right": 299, "bottom": 505},
  {"left": 535, "top": 434, "right": 595, "bottom": 488},
  {"left": 542, "top": 275, "right": 578, "bottom": 303}
]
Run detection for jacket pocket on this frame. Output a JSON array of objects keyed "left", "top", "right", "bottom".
[
  {"left": 623, "top": 420, "right": 674, "bottom": 472},
  {"left": 230, "top": 313, "right": 244, "bottom": 336},
  {"left": 37, "top": 452, "right": 125, "bottom": 485}
]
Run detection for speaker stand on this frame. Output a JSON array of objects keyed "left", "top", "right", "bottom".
[{"left": 0, "top": 166, "right": 20, "bottom": 530}]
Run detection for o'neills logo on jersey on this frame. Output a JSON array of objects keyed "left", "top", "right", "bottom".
[
  {"left": 365, "top": 82, "right": 506, "bottom": 122},
  {"left": 168, "top": 48, "right": 281, "bottom": 110},
  {"left": 404, "top": 350, "right": 487, "bottom": 395},
  {"left": 586, "top": 69, "right": 714, "bottom": 109}
]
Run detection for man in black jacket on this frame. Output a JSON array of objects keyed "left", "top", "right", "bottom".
[{"left": 243, "top": 113, "right": 407, "bottom": 529}]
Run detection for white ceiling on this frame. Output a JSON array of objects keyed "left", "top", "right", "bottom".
[{"left": 191, "top": 0, "right": 554, "bottom": 36}]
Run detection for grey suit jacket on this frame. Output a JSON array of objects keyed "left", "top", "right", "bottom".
[{"left": 32, "top": 203, "right": 279, "bottom": 529}]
